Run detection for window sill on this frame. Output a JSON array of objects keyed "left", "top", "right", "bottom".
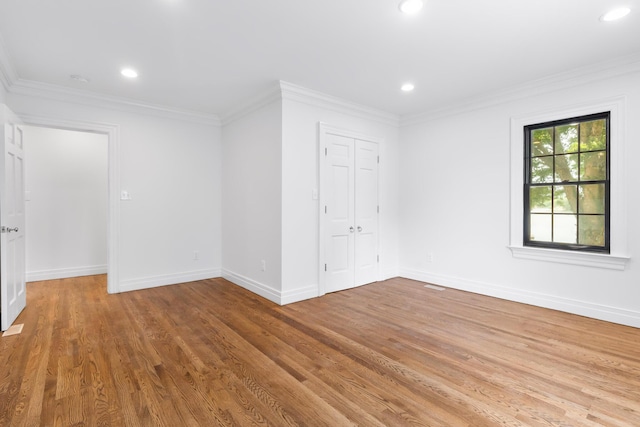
[{"left": 508, "top": 246, "right": 629, "bottom": 270}]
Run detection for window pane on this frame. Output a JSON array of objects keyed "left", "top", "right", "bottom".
[
  {"left": 579, "top": 184, "right": 605, "bottom": 214},
  {"left": 524, "top": 112, "right": 609, "bottom": 253},
  {"left": 580, "top": 119, "right": 607, "bottom": 151},
  {"left": 531, "top": 157, "right": 553, "bottom": 183},
  {"left": 530, "top": 186, "right": 552, "bottom": 213},
  {"left": 531, "top": 128, "right": 554, "bottom": 156},
  {"left": 555, "top": 124, "right": 579, "bottom": 154},
  {"left": 553, "top": 214, "right": 577, "bottom": 244},
  {"left": 530, "top": 214, "right": 551, "bottom": 242},
  {"left": 580, "top": 151, "right": 606, "bottom": 181},
  {"left": 554, "top": 185, "right": 577, "bottom": 213},
  {"left": 554, "top": 154, "right": 578, "bottom": 182},
  {"left": 579, "top": 215, "right": 605, "bottom": 246}
]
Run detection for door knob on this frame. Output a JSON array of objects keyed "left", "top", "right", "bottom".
[
  {"left": 357, "top": 226, "right": 362, "bottom": 232},
  {"left": 349, "top": 226, "right": 354, "bottom": 233},
  {"left": 1, "top": 226, "right": 19, "bottom": 233}
]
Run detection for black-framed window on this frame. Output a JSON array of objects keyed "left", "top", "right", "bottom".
[{"left": 524, "top": 112, "right": 610, "bottom": 253}]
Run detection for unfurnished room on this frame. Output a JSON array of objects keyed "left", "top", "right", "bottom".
[{"left": 1, "top": 1, "right": 639, "bottom": 425}]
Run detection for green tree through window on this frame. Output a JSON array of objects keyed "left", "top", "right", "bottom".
[{"left": 524, "top": 112, "right": 610, "bottom": 252}]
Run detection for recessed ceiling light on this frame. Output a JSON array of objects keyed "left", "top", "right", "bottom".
[
  {"left": 401, "top": 83, "right": 415, "bottom": 92},
  {"left": 399, "top": 0, "right": 423, "bottom": 14},
  {"left": 601, "top": 7, "right": 631, "bottom": 21},
  {"left": 121, "top": 68, "right": 138, "bottom": 78}
]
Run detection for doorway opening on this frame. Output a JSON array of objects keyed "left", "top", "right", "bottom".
[
  {"left": 19, "top": 114, "right": 120, "bottom": 294},
  {"left": 23, "top": 126, "right": 108, "bottom": 284}
]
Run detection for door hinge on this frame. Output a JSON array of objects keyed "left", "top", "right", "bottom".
[
  {"left": 325, "top": 205, "right": 327, "bottom": 214},
  {"left": 377, "top": 255, "right": 379, "bottom": 263},
  {"left": 377, "top": 155, "right": 379, "bottom": 164},
  {"left": 377, "top": 205, "right": 379, "bottom": 214},
  {"left": 325, "top": 147, "right": 328, "bottom": 156},
  {"left": 324, "top": 264, "right": 327, "bottom": 271}
]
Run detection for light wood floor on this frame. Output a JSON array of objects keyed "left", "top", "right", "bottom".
[{"left": 1, "top": 276, "right": 640, "bottom": 426}]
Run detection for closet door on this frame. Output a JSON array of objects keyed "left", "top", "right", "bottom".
[
  {"left": 325, "top": 133, "right": 355, "bottom": 293},
  {"left": 354, "top": 139, "right": 378, "bottom": 287},
  {"left": 323, "top": 131, "right": 378, "bottom": 294}
]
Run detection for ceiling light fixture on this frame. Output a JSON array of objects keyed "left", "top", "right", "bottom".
[
  {"left": 600, "top": 7, "right": 631, "bottom": 21},
  {"left": 399, "top": 0, "right": 424, "bottom": 14},
  {"left": 401, "top": 83, "right": 415, "bottom": 92},
  {"left": 121, "top": 68, "right": 138, "bottom": 78}
]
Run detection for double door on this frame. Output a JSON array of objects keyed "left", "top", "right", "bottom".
[{"left": 323, "top": 131, "right": 378, "bottom": 293}]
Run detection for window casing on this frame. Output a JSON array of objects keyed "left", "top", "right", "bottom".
[{"left": 523, "top": 112, "right": 610, "bottom": 253}]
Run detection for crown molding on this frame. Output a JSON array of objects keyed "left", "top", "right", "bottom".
[
  {"left": 0, "top": 34, "right": 18, "bottom": 93},
  {"left": 0, "top": 34, "right": 219, "bottom": 125},
  {"left": 279, "top": 81, "right": 400, "bottom": 127},
  {"left": 220, "top": 84, "right": 282, "bottom": 126},
  {"left": 221, "top": 80, "right": 400, "bottom": 128},
  {"left": 400, "top": 52, "right": 640, "bottom": 127},
  {"left": 8, "top": 79, "right": 221, "bottom": 126}
]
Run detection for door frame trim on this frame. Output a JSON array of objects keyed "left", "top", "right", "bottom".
[
  {"left": 318, "top": 122, "right": 382, "bottom": 297},
  {"left": 17, "top": 114, "right": 120, "bottom": 294}
]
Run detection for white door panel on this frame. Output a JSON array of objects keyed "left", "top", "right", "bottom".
[
  {"left": 2, "top": 120, "right": 27, "bottom": 331},
  {"left": 322, "top": 127, "right": 378, "bottom": 294},
  {"left": 325, "top": 133, "right": 355, "bottom": 293},
  {"left": 355, "top": 139, "right": 378, "bottom": 286}
]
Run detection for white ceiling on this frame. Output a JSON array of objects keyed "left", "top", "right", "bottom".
[{"left": 0, "top": 0, "right": 638, "bottom": 118}]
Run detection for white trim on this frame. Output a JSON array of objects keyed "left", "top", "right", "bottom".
[
  {"left": 0, "top": 34, "right": 18, "bottom": 93},
  {"left": 318, "top": 123, "right": 383, "bottom": 297},
  {"left": 508, "top": 96, "right": 630, "bottom": 269},
  {"left": 119, "top": 269, "right": 221, "bottom": 293},
  {"left": 401, "top": 53, "right": 640, "bottom": 127},
  {"left": 281, "top": 81, "right": 399, "bottom": 127},
  {"left": 222, "top": 269, "right": 281, "bottom": 304},
  {"left": 508, "top": 246, "right": 629, "bottom": 270},
  {"left": 223, "top": 81, "right": 400, "bottom": 128},
  {"left": 280, "top": 285, "right": 318, "bottom": 305},
  {"left": 319, "top": 122, "right": 386, "bottom": 143},
  {"left": 27, "top": 265, "right": 107, "bottom": 282},
  {"left": 221, "top": 85, "right": 282, "bottom": 126},
  {"left": 221, "top": 269, "right": 317, "bottom": 305},
  {"left": 400, "top": 268, "right": 640, "bottom": 328},
  {"left": 10, "top": 79, "right": 221, "bottom": 126},
  {"left": 17, "top": 113, "right": 122, "bottom": 293}
]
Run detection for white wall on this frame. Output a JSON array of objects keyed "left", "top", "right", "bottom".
[
  {"left": 220, "top": 84, "right": 400, "bottom": 305},
  {"left": 24, "top": 126, "right": 107, "bottom": 281},
  {"left": 221, "top": 99, "right": 283, "bottom": 301},
  {"left": 281, "top": 88, "right": 400, "bottom": 303},
  {"left": 8, "top": 92, "right": 222, "bottom": 292},
  {"left": 399, "top": 67, "right": 640, "bottom": 327}
]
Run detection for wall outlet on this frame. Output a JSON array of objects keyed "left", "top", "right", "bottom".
[
  {"left": 261, "top": 260, "right": 266, "bottom": 271},
  {"left": 193, "top": 250, "right": 199, "bottom": 260},
  {"left": 426, "top": 252, "right": 433, "bottom": 263}
]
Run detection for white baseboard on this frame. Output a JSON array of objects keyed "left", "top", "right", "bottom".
[
  {"left": 281, "top": 285, "right": 318, "bottom": 305},
  {"left": 399, "top": 268, "right": 640, "bottom": 329},
  {"left": 379, "top": 267, "right": 399, "bottom": 282},
  {"left": 27, "top": 265, "right": 108, "bottom": 282},
  {"left": 221, "top": 269, "right": 281, "bottom": 304},
  {"left": 118, "top": 268, "right": 222, "bottom": 293},
  {"left": 221, "top": 269, "right": 318, "bottom": 305}
]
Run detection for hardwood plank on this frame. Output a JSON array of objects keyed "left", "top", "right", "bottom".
[{"left": 1, "top": 275, "right": 640, "bottom": 426}]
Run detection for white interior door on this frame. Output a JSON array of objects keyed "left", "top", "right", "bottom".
[
  {"left": 322, "top": 127, "right": 379, "bottom": 294},
  {"left": 325, "top": 133, "right": 355, "bottom": 293},
  {"left": 1, "top": 122, "right": 27, "bottom": 331},
  {"left": 354, "top": 139, "right": 378, "bottom": 286}
]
